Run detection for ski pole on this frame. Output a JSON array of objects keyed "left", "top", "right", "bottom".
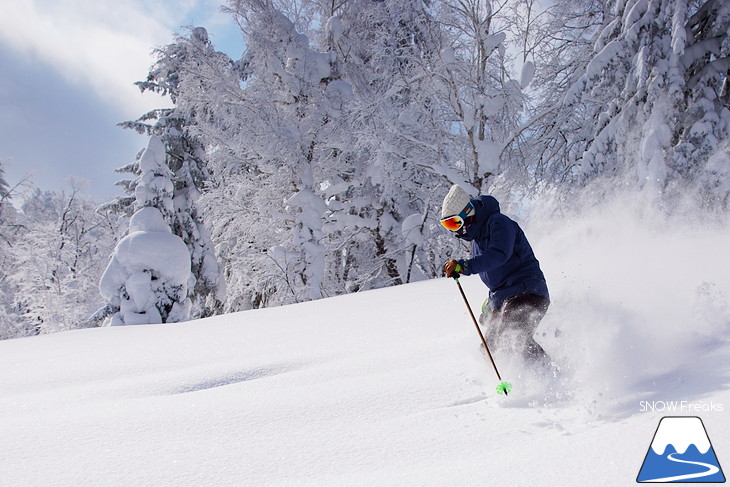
[{"left": 453, "top": 276, "right": 511, "bottom": 396}]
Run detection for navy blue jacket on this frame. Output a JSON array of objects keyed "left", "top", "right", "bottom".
[{"left": 457, "top": 195, "right": 549, "bottom": 310}]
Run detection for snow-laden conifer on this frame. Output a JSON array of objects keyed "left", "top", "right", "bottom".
[
  {"left": 549, "top": 0, "right": 730, "bottom": 206},
  {"left": 98, "top": 137, "right": 194, "bottom": 325},
  {"left": 111, "top": 28, "right": 226, "bottom": 317}
]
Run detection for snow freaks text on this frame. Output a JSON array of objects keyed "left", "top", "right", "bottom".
[{"left": 639, "top": 401, "right": 724, "bottom": 413}]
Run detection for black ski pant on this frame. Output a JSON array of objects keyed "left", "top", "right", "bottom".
[{"left": 479, "top": 293, "right": 550, "bottom": 366}]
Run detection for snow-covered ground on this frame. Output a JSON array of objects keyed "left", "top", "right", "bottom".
[{"left": 1, "top": 201, "right": 729, "bottom": 486}]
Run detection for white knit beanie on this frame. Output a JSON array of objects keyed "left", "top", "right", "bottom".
[{"left": 441, "top": 184, "right": 473, "bottom": 219}]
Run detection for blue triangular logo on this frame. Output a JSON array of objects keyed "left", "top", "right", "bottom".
[{"left": 637, "top": 416, "right": 725, "bottom": 483}]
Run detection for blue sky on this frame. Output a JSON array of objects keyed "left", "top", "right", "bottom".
[{"left": 0, "top": 0, "right": 243, "bottom": 202}]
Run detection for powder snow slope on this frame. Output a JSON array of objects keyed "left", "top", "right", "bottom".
[
  {"left": 2, "top": 199, "right": 730, "bottom": 486},
  {"left": 0, "top": 273, "right": 728, "bottom": 487}
]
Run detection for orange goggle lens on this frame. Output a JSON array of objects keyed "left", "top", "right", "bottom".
[
  {"left": 440, "top": 215, "right": 465, "bottom": 231},
  {"left": 440, "top": 202, "right": 474, "bottom": 232}
]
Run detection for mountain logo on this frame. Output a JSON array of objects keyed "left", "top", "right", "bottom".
[{"left": 637, "top": 416, "right": 725, "bottom": 483}]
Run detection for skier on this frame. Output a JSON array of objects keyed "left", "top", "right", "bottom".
[{"left": 440, "top": 184, "right": 551, "bottom": 367}]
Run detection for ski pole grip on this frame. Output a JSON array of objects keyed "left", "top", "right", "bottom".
[{"left": 446, "top": 261, "right": 462, "bottom": 280}]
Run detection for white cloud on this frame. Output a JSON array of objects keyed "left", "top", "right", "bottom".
[{"left": 0, "top": 0, "right": 216, "bottom": 117}]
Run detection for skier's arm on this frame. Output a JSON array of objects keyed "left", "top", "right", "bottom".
[{"left": 459, "top": 217, "right": 515, "bottom": 275}]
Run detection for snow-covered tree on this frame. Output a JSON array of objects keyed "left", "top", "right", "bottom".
[
  {"left": 191, "top": 0, "right": 347, "bottom": 306},
  {"left": 304, "top": 0, "right": 459, "bottom": 289},
  {"left": 134, "top": 136, "right": 176, "bottom": 217},
  {"left": 495, "top": 0, "right": 607, "bottom": 191},
  {"left": 550, "top": 0, "right": 730, "bottom": 207},
  {"left": 0, "top": 162, "right": 22, "bottom": 339},
  {"left": 9, "top": 185, "right": 116, "bottom": 335},
  {"left": 182, "top": 0, "right": 485, "bottom": 303},
  {"left": 98, "top": 137, "right": 195, "bottom": 325},
  {"left": 677, "top": 0, "right": 730, "bottom": 207},
  {"left": 427, "top": 0, "right": 528, "bottom": 193},
  {"left": 113, "top": 28, "right": 226, "bottom": 317}
]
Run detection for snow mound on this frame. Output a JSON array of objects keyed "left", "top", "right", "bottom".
[{"left": 99, "top": 207, "right": 192, "bottom": 326}]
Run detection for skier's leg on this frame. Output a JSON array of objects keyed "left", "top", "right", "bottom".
[{"left": 500, "top": 294, "right": 550, "bottom": 365}]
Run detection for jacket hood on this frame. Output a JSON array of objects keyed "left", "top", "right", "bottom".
[
  {"left": 456, "top": 195, "right": 501, "bottom": 241},
  {"left": 478, "top": 195, "right": 500, "bottom": 216}
]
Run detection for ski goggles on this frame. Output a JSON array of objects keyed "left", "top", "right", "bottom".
[{"left": 439, "top": 203, "right": 474, "bottom": 232}]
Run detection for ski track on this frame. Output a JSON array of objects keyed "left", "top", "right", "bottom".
[{"left": 167, "top": 363, "right": 304, "bottom": 395}]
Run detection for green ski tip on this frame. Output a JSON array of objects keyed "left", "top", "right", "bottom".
[{"left": 496, "top": 382, "right": 512, "bottom": 395}]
